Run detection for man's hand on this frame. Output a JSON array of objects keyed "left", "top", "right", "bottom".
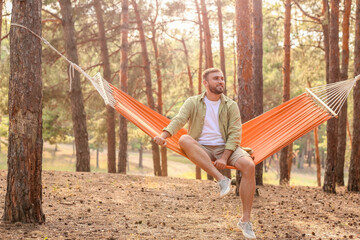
[
  {"left": 153, "top": 131, "right": 171, "bottom": 147},
  {"left": 153, "top": 136, "right": 167, "bottom": 147},
  {"left": 214, "top": 158, "right": 227, "bottom": 170}
]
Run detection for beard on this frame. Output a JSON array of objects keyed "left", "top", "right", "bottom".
[{"left": 209, "top": 84, "right": 224, "bottom": 94}]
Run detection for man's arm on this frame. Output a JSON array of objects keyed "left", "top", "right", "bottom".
[
  {"left": 224, "top": 102, "right": 242, "bottom": 151},
  {"left": 153, "top": 131, "right": 171, "bottom": 147}
]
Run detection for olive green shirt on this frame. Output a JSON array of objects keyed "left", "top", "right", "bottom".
[{"left": 163, "top": 92, "right": 242, "bottom": 151}]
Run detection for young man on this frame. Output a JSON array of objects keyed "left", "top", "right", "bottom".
[{"left": 154, "top": 68, "right": 256, "bottom": 239}]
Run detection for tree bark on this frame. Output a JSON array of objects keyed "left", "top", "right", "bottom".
[
  {"left": 118, "top": 0, "right": 129, "bottom": 174},
  {"left": 59, "top": 0, "right": 90, "bottom": 172},
  {"left": 201, "top": 0, "right": 213, "bottom": 68},
  {"left": 93, "top": 0, "right": 116, "bottom": 173},
  {"left": 181, "top": 38, "right": 195, "bottom": 96},
  {"left": 323, "top": 0, "right": 339, "bottom": 193},
  {"left": 314, "top": 127, "right": 321, "bottom": 186},
  {"left": 195, "top": 0, "right": 203, "bottom": 179},
  {"left": 279, "top": 0, "right": 291, "bottom": 185},
  {"left": 131, "top": 0, "right": 161, "bottom": 176},
  {"left": 150, "top": 3, "right": 168, "bottom": 177},
  {"left": 4, "top": 0, "right": 45, "bottom": 223},
  {"left": 216, "top": 0, "right": 227, "bottom": 94},
  {"left": 253, "top": 0, "right": 263, "bottom": 186},
  {"left": 336, "top": 0, "right": 351, "bottom": 186},
  {"left": 348, "top": 0, "right": 360, "bottom": 192},
  {"left": 322, "top": 0, "right": 330, "bottom": 84},
  {"left": 236, "top": 0, "right": 254, "bottom": 195}
]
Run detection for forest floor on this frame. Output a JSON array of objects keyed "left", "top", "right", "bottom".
[{"left": 0, "top": 170, "right": 359, "bottom": 240}]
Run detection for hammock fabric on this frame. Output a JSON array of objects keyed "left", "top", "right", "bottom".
[{"left": 108, "top": 83, "right": 331, "bottom": 169}]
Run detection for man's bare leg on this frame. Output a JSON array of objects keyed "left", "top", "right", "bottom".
[
  {"left": 234, "top": 156, "right": 255, "bottom": 222},
  {"left": 178, "top": 135, "right": 224, "bottom": 181}
]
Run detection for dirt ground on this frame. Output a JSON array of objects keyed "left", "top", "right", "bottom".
[{"left": 0, "top": 170, "right": 359, "bottom": 240}]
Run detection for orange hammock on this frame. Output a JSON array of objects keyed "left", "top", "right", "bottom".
[{"left": 107, "top": 82, "right": 332, "bottom": 169}]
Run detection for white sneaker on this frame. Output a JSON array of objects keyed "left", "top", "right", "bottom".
[
  {"left": 217, "top": 177, "right": 231, "bottom": 197},
  {"left": 237, "top": 220, "right": 256, "bottom": 239}
]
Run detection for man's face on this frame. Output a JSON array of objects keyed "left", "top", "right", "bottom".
[{"left": 204, "top": 71, "right": 225, "bottom": 94}]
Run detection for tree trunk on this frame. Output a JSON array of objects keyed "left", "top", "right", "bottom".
[
  {"left": 181, "top": 38, "right": 194, "bottom": 96},
  {"left": 323, "top": 0, "right": 339, "bottom": 193},
  {"left": 93, "top": 0, "right": 116, "bottom": 173},
  {"left": 233, "top": 20, "right": 237, "bottom": 99},
  {"left": 119, "top": 0, "right": 129, "bottom": 174},
  {"left": 236, "top": 0, "right": 254, "bottom": 195},
  {"left": 253, "top": 0, "right": 263, "bottom": 186},
  {"left": 322, "top": 0, "right": 330, "bottom": 84},
  {"left": 201, "top": 0, "right": 213, "bottom": 68},
  {"left": 150, "top": 14, "right": 168, "bottom": 177},
  {"left": 348, "top": 0, "right": 360, "bottom": 192},
  {"left": 96, "top": 148, "right": 99, "bottom": 169},
  {"left": 195, "top": 0, "right": 202, "bottom": 179},
  {"left": 4, "top": 0, "right": 45, "bottom": 223},
  {"left": 59, "top": 0, "right": 90, "bottom": 172},
  {"left": 336, "top": 0, "right": 351, "bottom": 186},
  {"left": 131, "top": 0, "right": 161, "bottom": 176},
  {"left": 279, "top": 0, "right": 291, "bottom": 185},
  {"left": 139, "top": 146, "right": 143, "bottom": 168},
  {"left": 314, "top": 127, "right": 321, "bottom": 186},
  {"left": 216, "top": 0, "right": 227, "bottom": 94}
]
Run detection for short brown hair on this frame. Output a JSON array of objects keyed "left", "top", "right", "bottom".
[{"left": 202, "top": 68, "right": 222, "bottom": 81}]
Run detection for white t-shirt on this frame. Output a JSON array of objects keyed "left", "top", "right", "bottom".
[{"left": 198, "top": 96, "right": 225, "bottom": 145}]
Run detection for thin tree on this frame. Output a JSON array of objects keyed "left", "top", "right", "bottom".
[
  {"left": 119, "top": 0, "right": 129, "bottom": 174},
  {"left": 279, "top": 0, "right": 291, "bottom": 185},
  {"left": 131, "top": 0, "right": 161, "bottom": 176},
  {"left": 216, "top": 0, "right": 227, "bottom": 94},
  {"left": 253, "top": 0, "right": 263, "bottom": 185},
  {"left": 59, "top": 0, "right": 90, "bottom": 172},
  {"left": 201, "top": 0, "right": 214, "bottom": 68},
  {"left": 93, "top": 0, "right": 116, "bottom": 173},
  {"left": 195, "top": 0, "right": 203, "bottom": 179},
  {"left": 348, "top": 0, "right": 360, "bottom": 192},
  {"left": 336, "top": 0, "right": 352, "bottom": 186},
  {"left": 3, "top": 0, "right": 45, "bottom": 223},
  {"left": 149, "top": 0, "right": 167, "bottom": 176},
  {"left": 323, "top": 0, "right": 340, "bottom": 193},
  {"left": 236, "top": 0, "right": 254, "bottom": 195}
]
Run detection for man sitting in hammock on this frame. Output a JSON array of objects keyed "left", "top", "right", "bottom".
[{"left": 154, "top": 68, "right": 256, "bottom": 239}]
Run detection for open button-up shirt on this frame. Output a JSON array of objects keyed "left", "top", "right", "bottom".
[{"left": 163, "top": 92, "right": 242, "bottom": 151}]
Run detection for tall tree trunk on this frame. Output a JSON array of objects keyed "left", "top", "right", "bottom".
[
  {"left": 201, "top": 0, "right": 213, "bottom": 68},
  {"left": 118, "top": 0, "right": 129, "bottom": 174},
  {"left": 93, "top": 0, "right": 116, "bottom": 173},
  {"left": 181, "top": 38, "right": 195, "bottom": 96},
  {"left": 59, "top": 0, "right": 90, "bottom": 172},
  {"left": 132, "top": 0, "right": 161, "bottom": 176},
  {"left": 195, "top": 0, "right": 203, "bottom": 180},
  {"left": 253, "top": 0, "right": 263, "bottom": 186},
  {"left": 139, "top": 145, "right": 143, "bottom": 168},
  {"left": 348, "top": 0, "right": 360, "bottom": 192},
  {"left": 280, "top": 0, "right": 291, "bottom": 185},
  {"left": 150, "top": 12, "right": 168, "bottom": 177},
  {"left": 233, "top": 20, "right": 237, "bottom": 99},
  {"left": 236, "top": 0, "right": 254, "bottom": 195},
  {"left": 323, "top": 0, "right": 340, "bottom": 193},
  {"left": 336, "top": 0, "right": 351, "bottom": 186},
  {"left": 216, "top": 0, "right": 227, "bottom": 94},
  {"left": 322, "top": 0, "right": 330, "bottom": 84},
  {"left": 4, "top": 0, "right": 45, "bottom": 223}
]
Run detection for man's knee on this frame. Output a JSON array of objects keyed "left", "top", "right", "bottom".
[
  {"left": 236, "top": 156, "right": 255, "bottom": 176},
  {"left": 178, "top": 134, "right": 195, "bottom": 148}
]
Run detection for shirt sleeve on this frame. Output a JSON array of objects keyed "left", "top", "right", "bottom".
[
  {"left": 163, "top": 98, "right": 194, "bottom": 136},
  {"left": 224, "top": 102, "right": 242, "bottom": 151}
]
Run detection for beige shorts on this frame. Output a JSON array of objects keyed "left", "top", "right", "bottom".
[{"left": 199, "top": 144, "right": 250, "bottom": 167}]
